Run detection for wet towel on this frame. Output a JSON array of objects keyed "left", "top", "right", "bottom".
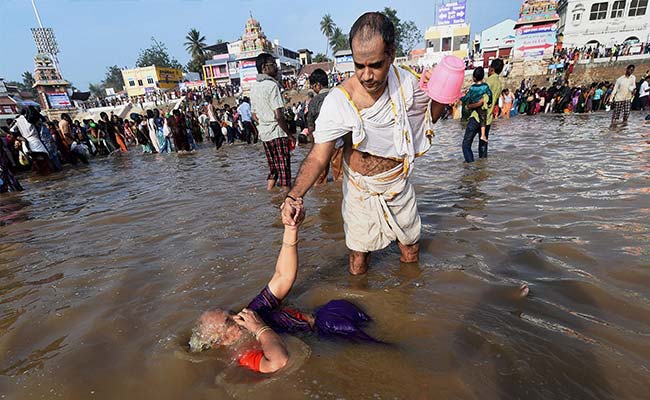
[{"left": 342, "top": 160, "right": 420, "bottom": 253}]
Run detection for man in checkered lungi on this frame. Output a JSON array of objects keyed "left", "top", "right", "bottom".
[
  {"left": 610, "top": 65, "right": 636, "bottom": 124},
  {"left": 251, "top": 53, "right": 295, "bottom": 190}
]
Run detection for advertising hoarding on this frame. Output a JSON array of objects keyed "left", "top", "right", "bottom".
[
  {"left": 438, "top": 1, "right": 467, "bottom": 25},
  {"left": 46, "top": 92, "right": 72, "bottom": 109},
  {"left": 513, "top": 22, "right": 557, "bottom": 60}
]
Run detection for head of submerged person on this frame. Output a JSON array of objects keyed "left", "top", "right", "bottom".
[
  {"left": 188, "top": 309, "right": 245, "bottom": 352},
  {"left": 472, "top": 67, "right": 485, "bottom": 83},
  {"left": 348, "top": 12, "right": 395, "bottom": 96},
  {"left": 309, "top": 68, "right": 329, "bottom": 94},
  {"left": 256, "top": 53, "right": 278, "bottom": 78},
  {"left": 625, "top": 64, "right": 635, "bottom": 77}
]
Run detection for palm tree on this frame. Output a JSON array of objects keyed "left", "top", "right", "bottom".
[
  {"left": 329, "top": 27, "right": 349, "bottom": 54},
  {"left": 320, "top": 14, "right": 336, "bottom": 57},
  {"left": 184, "top": 28, "right": 206, "bottom": 60}
]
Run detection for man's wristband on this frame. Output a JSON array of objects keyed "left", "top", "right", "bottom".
[{"left": 286, "top": 194, "right": 298, "bottom": 202}]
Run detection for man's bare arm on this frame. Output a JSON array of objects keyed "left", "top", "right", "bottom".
[
  {"left": 281, "top": 141, "right": 336, "bottom": 226},
  {"left": 289, "top": 141, "right": 335, "bottom": 198}
]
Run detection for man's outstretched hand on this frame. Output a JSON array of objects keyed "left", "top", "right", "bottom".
[{"left": 281, "top": 196, "right": 305, "bottom": 226}]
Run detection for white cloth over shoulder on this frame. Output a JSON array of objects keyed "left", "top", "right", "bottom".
[
  {"left": 313, "top": 66, "right": 433, "bottom": 176},
  {"left": 342, "top": 160, "right": 420, "bottom": 252}
]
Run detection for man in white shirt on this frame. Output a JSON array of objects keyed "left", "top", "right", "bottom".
[
  {"left": 205, "top": 95, "right": 224, "bottom": 149},
  {"left": 639, "top": 76, "right": 649, "bottom": 111},
  {"left": 279, "top": 13, "right": 446, "bottom": 275},
  {"left": 237, "top": 97, "right": 255, "bottom": 144},
  {"left": 250, "top": 53, "right": 294, "bottom": 190},
  {"left": 610, "top": 64, "right": 636, "bottom": 123}
]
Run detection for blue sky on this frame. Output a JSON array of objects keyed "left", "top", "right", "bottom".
[{"left": 0, "top": 0, "right": 522, "bottom": 91}]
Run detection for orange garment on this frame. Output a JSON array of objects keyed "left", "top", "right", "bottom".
[
  {"left": 115, "top": 134, "right": 128, "bottom": 152},
  {"left": 501, "top": 102, "right": 512, "bottom": 119},
  {"left": 238, "top": 350, "right": 264, "bottom": 372}
]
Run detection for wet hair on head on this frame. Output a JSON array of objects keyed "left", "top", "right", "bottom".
[
  {"left": 309, "top": 68, "right": 329, "bottom": 87},
  {"left": 473, "top": 67, "right": 485, "bottom": 81},
  {"left": 627, "top": 64, "right": 635, "bottom": 70},
  {"left": 146, "top": 109, "right": 154, "bottom": 119},
  {"left": 256, "top": 53, "right": 276, "bottom": 74},
  {"left": 349, "top": 12, "right": 396, "bottom": 55},
  {"left": 100, "top": 112, "right": 108, "bottom": 121}
]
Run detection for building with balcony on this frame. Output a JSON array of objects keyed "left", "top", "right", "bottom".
[
  {"left": 557, "top": 0, "right": 649, "bottom": 48},
  {"left": 479, "top": 19, "right": 517, "bottom": 67},
  {"left": 121, "top": 65, "right": 182, "bottom": 98},
  {"left": 422, "top": 23, "right": 471, "bottom": 65}
]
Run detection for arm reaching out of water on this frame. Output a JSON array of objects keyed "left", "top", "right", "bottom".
[{"left": 267, "top": 225, "right": 299, "bottom": 300}]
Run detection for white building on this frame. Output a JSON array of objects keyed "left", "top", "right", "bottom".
[
  {"left": 558, "top": 0, "right": 649, "bottom": 48},
  {"left": 479, "top": 19, "right": 517, "bottom": 67}
]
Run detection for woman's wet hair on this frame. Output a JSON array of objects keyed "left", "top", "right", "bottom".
[{"left": 349, "top": 12, "right": 395, "bottom": 55}]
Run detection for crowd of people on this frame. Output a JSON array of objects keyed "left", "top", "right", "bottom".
[
  {"left": 0, "top": 93, "right": 275, "bottom": 193},
  {"left": 484, "top": 65, "right": 649, "bottom": 122}
]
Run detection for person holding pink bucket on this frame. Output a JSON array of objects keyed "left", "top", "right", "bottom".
[{"left": 281, "top": 12, "right": 466, "bottom": 275}]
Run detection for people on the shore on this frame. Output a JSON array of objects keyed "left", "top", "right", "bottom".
[
  {"left": 189, "top": 222, "right": 379, "bottom": 373},
  {"left": 251, "top": 52, "right": 295, "bottom": 191},
  {"left": 281, "top": 12, "right": 447, "bottom": 275},
  {"left": 610, "top": 65, "right": 636, "bottom": 123}
]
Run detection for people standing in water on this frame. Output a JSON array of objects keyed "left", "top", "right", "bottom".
[
  {"left": 306, "top": 68, "right": 343, "bottom": 185},
  {"left": 610, "top": 65, "right": 636, "bottom": 124},
  {"left": 280, "top": 12, "right": 447, "bottom": 275},
  {"left": 206, "top": 95, "right": 224, "bottom": 149},
  {"left": 172, "top": 109, "right": 191, "bottom": 152},
  {"left": 189, "top": 221, "right": 379, "bottom": 373},
  {"left": 9, "top": 106, "right": 53, "bottom": 175},
  {"left": 462, "top": 59, "right": 503, "bottom": 163},
  {"left": 250, "top": 52, "right": 295, "bottom": 191},
  {"left": 461, "top": 67, "right": 493, "bottom": 144}
]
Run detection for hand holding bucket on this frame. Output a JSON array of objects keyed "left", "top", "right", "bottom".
[{"left": 419, "top": 56, "right": 465, "bottom": 105}]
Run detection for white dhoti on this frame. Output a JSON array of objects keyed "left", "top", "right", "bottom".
[{"left": 342, "top": 161, "right": 421, "bottom": 253}]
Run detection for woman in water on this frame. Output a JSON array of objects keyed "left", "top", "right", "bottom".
[{"left": 189, "top": 216, "right": 378, "bottom": 373}]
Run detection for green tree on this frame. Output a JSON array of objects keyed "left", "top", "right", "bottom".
[
  {"left": 329, "top": 27, "right": 349, "bottom": 54},
  {"left": 320, "top": 14, "right": 336, "bottom": 57},
  {"left": 382, "top": 7, "right": 423, "bottom": 57},
  {"left": 88, "top": 82, "right": 104, "bottom": 98},
  {"left": 313, "top": 53, "right": 331, "bottom": 63},
  {"left": 102, "top": 65, "right": 125, "bottom": 92},
  {"left": 136, "top": 37, "right": 182, "bottom": 69},
  {"left": 184, "top": 28, "right": 206, "bottom": 60},
  {"left": 21, "top": 71, "right": 35, "bottom": 89}
]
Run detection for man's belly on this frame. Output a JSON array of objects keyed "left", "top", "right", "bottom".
[{"left": 343, "top": 146, "right": 401, "bottom": 177}]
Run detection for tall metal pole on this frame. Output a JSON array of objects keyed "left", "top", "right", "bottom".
[
  {"left": 31, "top": 0, "right": 44, "bottom": 28},
  {"left": 31, "top": 0, "right": 61, "bottom": 73}
]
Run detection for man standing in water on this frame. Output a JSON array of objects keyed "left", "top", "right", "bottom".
[
  {"left": 462, "top": 58, "right": 503, "bottom": 162},
  {"left": 250, "top": 53, "right": 294, "bottom": 190},
  {"left": 280, "top": 12, "right": 446, "bottom": 275},
  {"left": 610, "top": 65, "right": 636, "bottom": 124}
]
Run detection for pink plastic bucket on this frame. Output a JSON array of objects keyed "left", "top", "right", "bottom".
[{"left": 419, "top": 56, "right": 465, "bottom": 104}]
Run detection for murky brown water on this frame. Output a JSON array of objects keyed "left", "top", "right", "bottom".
[{"left": 1, "top": 112, "right": 649, "bottom": 399}]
